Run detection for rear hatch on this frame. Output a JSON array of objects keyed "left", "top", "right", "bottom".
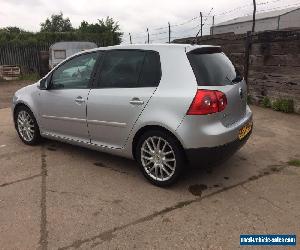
[{"left": 187, "top": 47, "right": 247, "bottom": 126}]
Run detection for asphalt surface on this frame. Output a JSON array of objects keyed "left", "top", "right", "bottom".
[{"left": 0, "top": 103, "right": 300, "bottom": 250}]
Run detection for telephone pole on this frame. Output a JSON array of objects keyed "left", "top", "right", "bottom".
[
  {"left": 252, "top": 0, "right": 256, "bottom": 32},
  {"left": 200, "top": 12, "right": 203, "bottom": 37},
  {"left": 211, "top": 15, "right": 215, "bottom": 35},
  {"left": 147, "top": 28, "right": 149, "bottom": 44},
  {"left": 168, "top": 22, "right": 171, "bottom": 43}
]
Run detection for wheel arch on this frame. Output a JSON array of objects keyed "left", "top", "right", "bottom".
[
  {"left": 131, "top": 125, "right": 186, "bottom": 161},
  {"left": 13, "top": 102, "right": 38, "bottom": 128}
]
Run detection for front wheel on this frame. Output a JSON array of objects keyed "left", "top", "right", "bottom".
[
  {"left": 15, "top": 106, "right": 41, "bottom": 145},
  {"left": 136, "top": 130, "right": 185, "bottom": 187}
]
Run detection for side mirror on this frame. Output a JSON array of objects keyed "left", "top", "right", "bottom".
[{"left": 40, "top": 77, "right": 50, "bottom": 90}]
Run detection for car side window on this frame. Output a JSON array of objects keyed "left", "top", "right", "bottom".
[
  {"left": 51, "top": 52, "right": 99, "bottom": 89},
  {"left": 98, "top": 50, "right": 146, "bottom": 88},
  {"left": 139, "top": 51, "right": 161, "bottom": 87}
]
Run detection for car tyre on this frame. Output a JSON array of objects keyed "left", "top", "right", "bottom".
[
  {"left": 14, "top": 105, "right": 41, "bottom": 145},
  {"left": 136, "top": 130, "right": 185, "bottom": 187}
]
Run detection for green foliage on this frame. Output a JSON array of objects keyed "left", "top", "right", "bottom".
[
  {"left": 78, "top": 17, "right": 122, "bottom": 44},
  {"left": 0, "top": 13, "right": 122, "bottom": 46},
  {"left": 40, "top": 12, "right": 73, "bottom": 32},
  {"left": 271, "top": 98, "right": 294, "bottom": 113},
  {"left": 287, "top": 159, "right": 300, "bottom": 167},
  {"left": 0, "top": 27, "right": 33, "bottom": 45},
  {"left": 271, "top": 99, "right": 281, "bottom": 111},
  {"left": 79, "top": 17, "right": 119, "bottom": 33},
  {"left": 247, "top": 95, "right": 252, "bottom": 104},
  {"left": 0, "top": 31, "right": 101, "bottom": 46},
  {"left": 279, "top": 99, "right": 294, "bottom": 113},
  {"left": 262, "top": 96, "right": 271, "bottom": 108},
  {"left": 261, "top": 96, "right": 294, "bottom": 113},
  {"left": 0, "top": 26, "right": 25, "bottom": 33},
  {"left": 18, "top": 72, "right": 40, "bottom": 81}
]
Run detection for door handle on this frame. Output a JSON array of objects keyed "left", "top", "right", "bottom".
[
  {"left": 75, "top": 96, "right": 85, "bottom": 104},
  {"left": 129, "top": 98, "right": 144, "bottom": 105}
]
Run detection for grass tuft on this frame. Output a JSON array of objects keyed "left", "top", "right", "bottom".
[
  {"left": 271, "top": 99, "right": 294, "bottom": 113},
  {"left": 262, "top": 96, "right": 271, "bottom": 108},
  {"left": 287, "top": 159, "right": 300, "bottom": 167},
  {"left": 247, "top": 95, "right": 252, "bottom": 105},
  {"left": 18, "top": 72, "right": 40, "bottom": 81}
]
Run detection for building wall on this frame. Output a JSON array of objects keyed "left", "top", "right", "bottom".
[
  {"left": 279, "top": 9, "right": 300, "bottom": 29},
  {"left": 213, "top": 17, "right": 279, "bottom": 34},
  {"left": 248, "top": 32, "right": 300, "bottom": 113}
]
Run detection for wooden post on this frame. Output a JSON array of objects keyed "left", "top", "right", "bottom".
[
  {"left": 168, "top": 22, "right": 171, "bottom": 43},
  {"left": 147, "top": 28, "right": 150, "bottom": 44},
  {"left": 244, "top": 31, "right": 252, "bottom": 87},
  {"left": 200, "top": 12, "right": 203, "bottom": 37},
  {"left": 252, "top": 0, "right": 256, "bottom": 33},
  {"left": 211, "top": 16, "right": 215, "bottom": 35},
  {"left": 129, "top": 33, "right": 132, "bottom": 44}
]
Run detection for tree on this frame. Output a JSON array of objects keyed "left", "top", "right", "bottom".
[
  {"left": 78, "top": 16, "right": 122, "bottom": 44},
  {"left": 0, "top": 26, "right": 24, "bottom": 33},
  {"left": 0, "top": 16, "right": 122, "bottom": 46},
  {"left": 40, "top": 12, "right": 73, "bottom": 32}
]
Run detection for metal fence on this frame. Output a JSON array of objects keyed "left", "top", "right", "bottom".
[{"left": 0, "top": 44, "right": 51, "bottom": 75}]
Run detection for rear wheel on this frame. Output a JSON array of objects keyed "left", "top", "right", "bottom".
[
  {"left": 136, "top": 130, "right": 185, "bottom": 187},
  {"left": 15, "top": 106, "right": 41, "bottom": 145}
]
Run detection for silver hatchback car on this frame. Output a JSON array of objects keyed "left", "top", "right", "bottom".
[{"left": 12, "top": 44, "right": 253, "bottom": 186}]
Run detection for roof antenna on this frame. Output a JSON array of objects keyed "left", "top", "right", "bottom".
[{"left": 191, "top": 8, "right": 213, "bottom": 45}]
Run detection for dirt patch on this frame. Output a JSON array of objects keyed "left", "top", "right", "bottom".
[{"left": 188, "top": 184, "right": 208, "bottom": 196}]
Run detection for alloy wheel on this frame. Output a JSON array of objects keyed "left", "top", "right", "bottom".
[
  {"left": 17, "top": 110, "right": 35, "bottom": 142},
  {"left": 141, "top": 136, "right": 176, "bottom": 181}
]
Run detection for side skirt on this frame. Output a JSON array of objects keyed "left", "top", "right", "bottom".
[{"left": 40, "top": 132, "right": 133, "bottom": 159}]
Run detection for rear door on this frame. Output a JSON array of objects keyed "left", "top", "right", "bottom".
[
  {"left": 87, "top": 50, "right": 161, "bottom": 148},
  {"left": 187, "top": 47, "right": 247, "bottom": 126}
]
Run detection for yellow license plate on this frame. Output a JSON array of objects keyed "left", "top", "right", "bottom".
[{"left": 238, "top": 122, "right": 252, "bottom": 140}]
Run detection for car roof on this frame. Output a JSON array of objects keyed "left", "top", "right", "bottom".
[
  {"left": 65, "top": 44, "right": 222, "bottom": 62},
  {"left": 86, "top": 43, "right": 220, "bottom": 54}
]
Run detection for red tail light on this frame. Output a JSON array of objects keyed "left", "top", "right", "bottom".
[
  {"left": 215, "top": 90, "right": 227, "bottom": 112},
  {"left": 187, "top": 90, "right": 227, "bottom": 115}
]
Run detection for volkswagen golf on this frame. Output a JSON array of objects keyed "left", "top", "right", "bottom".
[{"left": 12, "top": 44, "right": 253, "bottom": 186}]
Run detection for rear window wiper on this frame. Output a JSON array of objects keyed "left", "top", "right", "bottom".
[{"left": 232, "top": 75, "right": 243, "bottom": 83}]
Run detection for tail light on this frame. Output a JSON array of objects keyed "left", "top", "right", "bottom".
[{"left": 187, "top": 90, "right": 227, "bottom": 115}]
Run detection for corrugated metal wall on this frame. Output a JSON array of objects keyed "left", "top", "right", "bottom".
[{"left": 0, "top": 44, "right": 51, "bottom": 74}]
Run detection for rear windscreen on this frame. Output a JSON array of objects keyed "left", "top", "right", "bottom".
[{"left": 187, "top": 50, "right": 242, "bottom": 86}]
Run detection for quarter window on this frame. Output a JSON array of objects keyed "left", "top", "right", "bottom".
[
  {"left": 139, "top": 51, "right": 161, "bottom": 87},
  {"left": 51, "top": 52, "right": 99, "bottom": 89}
]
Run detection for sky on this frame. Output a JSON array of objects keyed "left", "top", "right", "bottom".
[{"left": 0, "top": 0, "right": 299, "bottom": 43}]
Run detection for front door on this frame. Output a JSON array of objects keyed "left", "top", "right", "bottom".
[
  {"left": 87, "top": 50, "right": 161, "bottom": 149},
  {"left": 37, "top": 52, "right": 99, "bottom": 142}
]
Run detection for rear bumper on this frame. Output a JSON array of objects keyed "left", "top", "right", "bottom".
[
  {"left": 185, "top": 129, "right": 252, "bottom": 167},
  {"left": 176, "top": 105, "right": 253, "bottom": 149}
]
